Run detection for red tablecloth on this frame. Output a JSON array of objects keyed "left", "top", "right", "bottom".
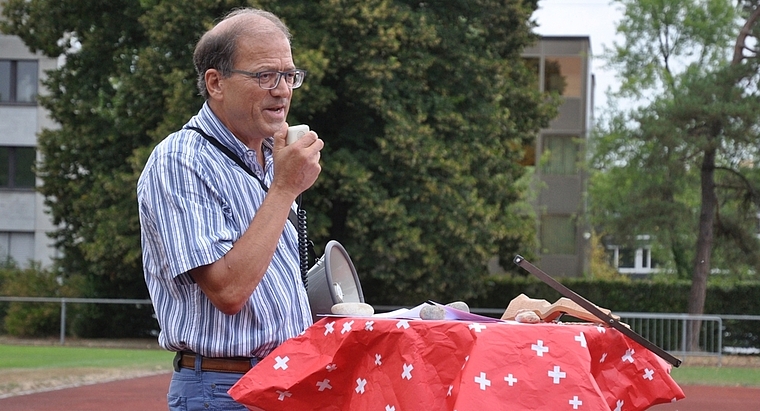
[{"left": 230, "top": 317, "right": 684, "bottom": 410}]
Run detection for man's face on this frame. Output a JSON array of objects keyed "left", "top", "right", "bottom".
[{"left": 212, "top": 32, "right": 294, "bottom": 146}]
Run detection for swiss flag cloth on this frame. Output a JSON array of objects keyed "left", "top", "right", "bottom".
[{"left": 229, "top": 317, "right": 684, "bottom": 410}]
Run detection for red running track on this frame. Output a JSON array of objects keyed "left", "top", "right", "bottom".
[
  {"left": 0, "top": 373, "right": 171, "bottom": 411},
  {"left": 0, "top": 373, "right": 758, "bottom": 411}
]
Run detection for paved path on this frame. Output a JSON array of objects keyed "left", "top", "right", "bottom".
[{"left": 0, "top": 373, "right": 758, "bottom": 410}]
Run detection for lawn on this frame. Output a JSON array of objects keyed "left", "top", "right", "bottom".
[
  {"left": 670, "top": 365, "right": 760, "bottom": 387},
  {"left": 0, "top": 344, "right": 173, "bottom": 370}
]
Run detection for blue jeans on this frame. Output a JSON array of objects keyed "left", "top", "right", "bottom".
[{"left": 168, "top": 354, "right": 258, "bottom": 411}]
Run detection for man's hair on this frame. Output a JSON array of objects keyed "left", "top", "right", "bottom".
[{"left": 193, "top": 8, "right": 292, "bottom": 99}]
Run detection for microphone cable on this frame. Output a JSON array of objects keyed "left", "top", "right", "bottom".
[{"left": 296, "top": 194, "right": 309, "bottom": 290}]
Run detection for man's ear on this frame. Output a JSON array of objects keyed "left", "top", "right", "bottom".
[{"left": 205, "top": 68, "right": 224, "bottom": 100}]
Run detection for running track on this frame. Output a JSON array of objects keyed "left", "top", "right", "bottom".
[{"left": 0, "top": 373, "right": 758, "bottom": 410}]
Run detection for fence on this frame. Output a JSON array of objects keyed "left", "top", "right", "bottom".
[
  {"left": 0, "top": 296, "right": 152, "bottom": 345},
  {"left": 617, "top": 312, "right": 723, "bottom": 364},
  {"left": 2, "top": 297, "right": 759, "bottom": 363}
]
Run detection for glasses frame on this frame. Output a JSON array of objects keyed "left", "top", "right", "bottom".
[{"left": 229, "top": 69, "right": 307, "bottom": 90}]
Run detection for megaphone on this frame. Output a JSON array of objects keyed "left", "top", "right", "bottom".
[{"left": 306, "top": 240, "right": 365, "bottom": 323}]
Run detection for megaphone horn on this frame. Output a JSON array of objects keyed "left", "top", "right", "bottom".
[{"left": 306, "top": 240, "right": 365, "bottom": 323}]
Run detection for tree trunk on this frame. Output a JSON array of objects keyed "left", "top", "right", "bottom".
[
  {"left": 684, "top": 3, "right": 760, "bottom": 352},
  {"left": 687, "top": 145, "right": 717, "bottom": 351}
]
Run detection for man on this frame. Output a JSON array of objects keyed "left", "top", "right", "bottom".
[{"left": 137, "top": 8, "right": 323, "bottom": 410}]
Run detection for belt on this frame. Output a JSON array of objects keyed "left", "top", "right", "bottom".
[{"left": 173, "top": 351, "right": 256, "bottom": 374}]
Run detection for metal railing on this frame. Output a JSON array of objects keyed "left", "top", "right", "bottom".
[
  {"left": 616, "top": 312, "right": 723, "bottom": 363},
  {"left": 0, "top": 296, "right": 152, "bottom": 345},
  {"left": 2, "top": 298, "right": 758, "bottom": 362}
]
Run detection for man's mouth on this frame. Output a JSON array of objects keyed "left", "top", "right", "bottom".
[{"left": 266, "top": 100, "right": 287, "bottom": 112}]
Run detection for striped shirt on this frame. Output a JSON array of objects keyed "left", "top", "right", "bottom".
[{"left": 137, "top": 102, "right": 312, "bottom": 358}]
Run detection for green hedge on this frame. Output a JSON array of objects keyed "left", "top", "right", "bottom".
[
  {"left": 0, "top": 262, "right": 86, "bottom": 337},
  {"left": 472, "top": 276, "right": 760, "bottom": 315}
]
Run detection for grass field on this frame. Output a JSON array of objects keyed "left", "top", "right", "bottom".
[
  {"left": 670, "top": 365, "right": 760, "bottom": 387},
  {"left": 2, "top": 344, "right": 760, "bottom": 388},
  {"left": 0, "top": 344, "right": 174, "bottom": 370},
  {"left": 0, "top": 343, "right": 174, "bottom": 397}
]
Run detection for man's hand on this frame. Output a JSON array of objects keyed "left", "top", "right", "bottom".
[{"left": 271, "top": 122, "right": 323, "bottom": 198}]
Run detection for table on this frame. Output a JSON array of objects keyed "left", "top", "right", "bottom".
[{"left": 229, "top": 316, "right": 684, "bottom": 410}]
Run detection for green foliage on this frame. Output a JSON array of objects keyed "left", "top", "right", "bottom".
[
  {"left": 1, "top": 0, "right": 553, "bottom": 318},
  {"left": 68, "top": 302, "right": 158, "bottom": 339},
  {"left": 605, "top": 0, "right": 739, "bottom": 98},
  {"left": 473, "top": 273, "right": 760, "bottom": 349},
  {"left": 591, "top": 0, "right": 760, "bottom": 298},
  {"left": 589, "top": 231, "right": 630, "bottom": 280},
  {"left": 474, "top": 275, "right": 760, "bottom": 315},
  {"left": 0, "top": 263, "right": 85, "bottom": 337},
  {"left": 270, "top": 0, "right": 551, "bottom": 304},
  {"left": 0, "top": 260, "right": 14, "bottom": 333}
]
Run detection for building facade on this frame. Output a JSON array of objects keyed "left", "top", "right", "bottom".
[
  {"left": 522, "top": 36, "right": 593, "bottom": 277},
  {"left": 0, "top": 33, "right": 58, "bottom": 268}
]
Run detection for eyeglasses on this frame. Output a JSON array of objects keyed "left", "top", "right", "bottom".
[{"left": 229, "top": 69, "right": 307, "bottom": 90}]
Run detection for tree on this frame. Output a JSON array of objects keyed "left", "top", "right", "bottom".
[
  {"left": 591, "top": 0, "right": 760, "bottom": 348},
  {"left": 1, "top": 0, "right": 553, "bottom": 338},
  {"left": 276, "top": 0, "right": 553, "bottom": 303}
]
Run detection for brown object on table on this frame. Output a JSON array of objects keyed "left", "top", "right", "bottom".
[{"left": 501, "top": 293, "right": 620, "bottom": 323}]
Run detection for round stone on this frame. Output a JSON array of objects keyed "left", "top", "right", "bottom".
[
  {"left": 330, "top": 302, "right": 375, "bottom": 316},
  {"left": 420, "top": 305, "right": 446, "bottom": 320},
  {"left": 446, "top": 301, "right": 470, "bottom": 313}
]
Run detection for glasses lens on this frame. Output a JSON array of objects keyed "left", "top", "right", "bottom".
[
  {"left": 291, "top": 70, "right": 305, "bottom": 89},
  {"left": 256, "top": 70, "right": 305, "bottom": 89},
  {"left": 280, "top": 71, "right": 304, "bottom": 89},
  {"left": 258, "top": 72, "right": 277, "bottom": 89}
]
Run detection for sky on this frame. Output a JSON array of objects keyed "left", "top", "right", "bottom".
[{"left": 531, "top": 0, "right": 625, "bottom": 111}]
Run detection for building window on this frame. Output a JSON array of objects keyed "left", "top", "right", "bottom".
[
  {"left": 618, "top": 248, "right": 636, "bottom": 268},
  {"left": 542, "top": 135, "right": 578, "bottom": 175},
  {"left": 544, "top": 56, "right": 582, "bottom": 97},
  {"left": 540, "top": 215, "right": 576, "bottom": 255},
  {"left": 609, "top": 245, "right": 660, "bottom": 275},
  {"left": 0, "top": 60, "right": 38, "bottom": 104},
  {"left": 0, "top": 146, "right": 36, "bottom": 189},
  {"left": 0, "top": 231, "right": 35, "bottom": 267}
]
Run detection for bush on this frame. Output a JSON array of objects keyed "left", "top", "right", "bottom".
[
  {"left": 0, "top": 262, "right": 85, "bottom": 337},
  {"left": 0, "top": 258, "right": 16, "bottom": 333},
  {"left": 471, "top": 275, "right": 760, "bottom": 315}
]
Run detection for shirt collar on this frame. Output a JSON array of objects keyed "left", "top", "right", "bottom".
[{"left": 193, "top": 102, "right": 275, "bottom": 160}]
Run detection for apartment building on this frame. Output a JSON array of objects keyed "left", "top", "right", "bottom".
[
  {"left": 0, "top": 33, "right": 58, "bottom": 268},
  {"left": 522, "top": 36, "right": 593, "bottom": 277}
]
